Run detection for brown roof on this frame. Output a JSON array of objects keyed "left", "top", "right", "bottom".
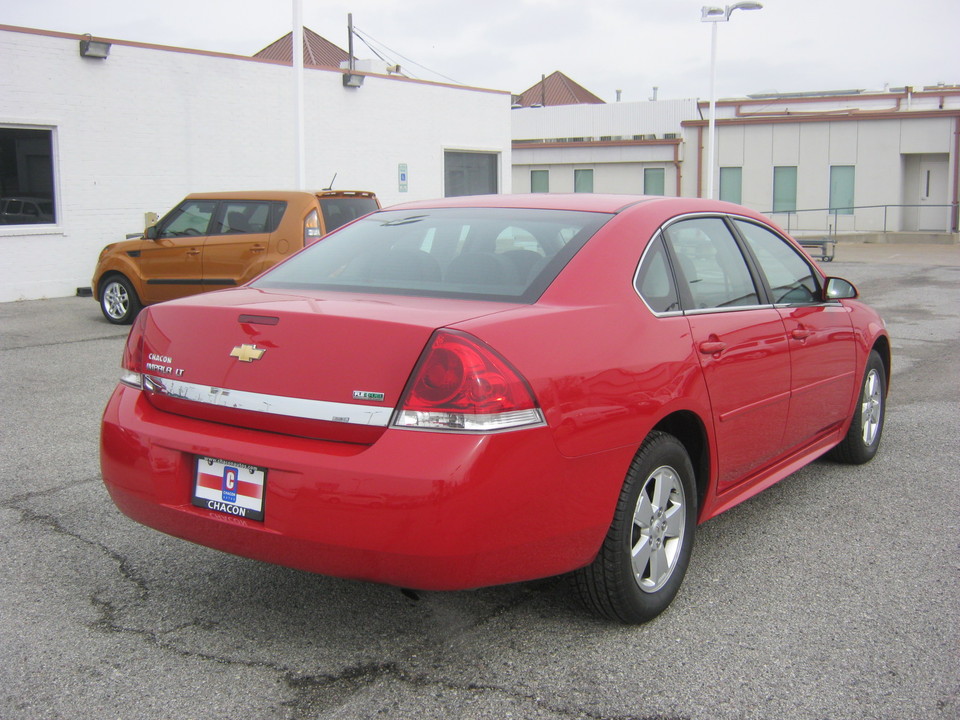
[
  {"left": 253, "top": 27, "right": 349, "bottom": 67},
  {"left": 514, "top": 71, "right": 605, "bottom": 107}
]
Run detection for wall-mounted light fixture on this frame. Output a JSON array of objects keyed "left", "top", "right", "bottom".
[
  {"left": 342, "top": 73, "right": 364, "bottom": 88},
  {"left": 79, "top": 34, "right": 111, "bottom": 59}
]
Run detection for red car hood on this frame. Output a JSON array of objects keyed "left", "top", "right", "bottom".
[{"left": 136, "top": 287, "right": 521, "bottom": 443}]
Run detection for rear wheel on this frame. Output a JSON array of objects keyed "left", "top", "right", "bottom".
[
  {"left": 572, "top": 431, "right": 697, "bottom": 623},
  {"left": 828, "top": 349, "right": 886, "bottom": 464},
  {"left": 99, "top": 275, "right": 141, "bottom": 325}
]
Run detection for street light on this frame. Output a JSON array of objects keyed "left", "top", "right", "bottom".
[{"left": 701, "top": 2, "right": 763, "bottom": 199}]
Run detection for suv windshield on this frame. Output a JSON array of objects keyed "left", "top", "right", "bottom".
[{"left": 254, "top": 207, "right": 612, "bottom": 302}]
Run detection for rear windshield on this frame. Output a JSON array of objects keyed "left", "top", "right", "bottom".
[
  {"left": 320, "top": 196, "right": 380, "bottom": 232},
  {"left": 254, "top": 207, "right": 612, "bottom": 302}
]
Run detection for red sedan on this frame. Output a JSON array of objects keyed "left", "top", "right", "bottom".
[{"left": 100, "top": 194, "right": 889, "bottom": 623}]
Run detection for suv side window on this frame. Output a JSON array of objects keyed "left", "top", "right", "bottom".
[
  {"left": 158, "top": 200, "right": 217, "bottom": 238},
  {"left": 663, "top": 217, "right": 759, "bottom": 310},
  {"left": 216, "top": 201, "right": 279, "bottom": 235},
  {"left": 734, "top": 219, "right": 820, "bottom": 304},
  {"left": 635, "top": 235, "right": 680, "bottom": 313}
]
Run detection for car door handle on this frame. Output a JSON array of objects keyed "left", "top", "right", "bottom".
[
  {"left": 251, "top": 244, "right": 266, "bottom": 253},
  {"left": 698, "top": 341, "right": 727, "bottom": 355},
  {"left": 186, "top": 248, "right": 201, "bottom": 256},
  {"left": 790, "top": 328, "right": 812, "bottom": 340}
]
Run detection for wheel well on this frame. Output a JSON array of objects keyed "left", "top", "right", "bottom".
[
  {"left": 97, "top": 272, "right": 131, "bottom": 300},
  {"left": 871, "top": 335, "right": 892, "bottom": 392},
  {"left": 653, "top": 411, "right": 709, "bottom": 514}
]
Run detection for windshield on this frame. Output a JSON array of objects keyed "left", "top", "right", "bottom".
[{"left": 254, "top": 207, "right": 613, "bottom": 302}]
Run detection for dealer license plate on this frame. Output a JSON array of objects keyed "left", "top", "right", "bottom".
[{"left": 192, "top": 456, "right": 266, "bottom": 522}]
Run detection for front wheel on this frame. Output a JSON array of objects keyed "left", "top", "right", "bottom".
[
  {"left": 571, "top": 431, "right": 697, "bottom": 624},
  {"left": 828, "top": 349, "right": 886, "bottom": 464},
  {"left": 99, "top": 275, "right": 141, "bottom": 325}
]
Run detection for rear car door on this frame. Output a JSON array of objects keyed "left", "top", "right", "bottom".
[
  {"left": 733, "top": 219, "right": 858, "bottom": 451},
  {"left": 663, "top": 216, "right": 791, "bottom": 489},
  {"left": 139, "top": 199, "right": 216, "bottom": 304},
  {"left": 202, "top": 200, "right": 282, "bottom": 292}
]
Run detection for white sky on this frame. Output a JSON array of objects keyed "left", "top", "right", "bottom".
[{"left": 3, "top": 0, "right": 959, "bottom": 102}]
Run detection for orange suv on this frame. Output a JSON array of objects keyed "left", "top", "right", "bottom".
[{"left": 92, "top": 190, "right": 379, "bottom": 323}]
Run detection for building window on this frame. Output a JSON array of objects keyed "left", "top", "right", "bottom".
[
  {"left": 444, "top": 151, "right": 498, "bottom": 197},
  {"left": 719, "top": 167, "right": 742, "bottom": 204},
  {"left": 530, "top": 169, "right": 549, "bottom": 193},
  {"left": 829, "top": 165, "right": 855, "bottom": 215},
  {"left": 0, "top": 127, "right": 57, "bottom": 225},
  {"left": 772, "top": 166, "right": 797, "bottom": 213},
  {"left": 574, "top": 169, "right": 594, "bottom": 193},
  {"left": 644, "top": 168, "right": 665, "bottom": 196}
]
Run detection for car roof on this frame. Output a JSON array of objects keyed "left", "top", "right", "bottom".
[
  {"left": 382, "top": 193, "right": 763, "bottom": 219},
  {"left": 184, "top": 190, "right": 376, "bottom": 201}
]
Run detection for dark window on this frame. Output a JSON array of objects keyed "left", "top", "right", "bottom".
[
  {"left": 644, "top": 168, "right": 665, "bottom": 196},
  {"left": 574, "top": 169, "right": 594, "bottom": 193},
  {"left": 773, "top": 166, "right": 797, "bottom": 213},
  {"left": 719, "top": 167, "right": 742, "bottom": 204},
  {"left": 157, "top": 200, "right": 217, "bottom": 238},
  {"left": 0, "top": 127, "right": 56, "bottom": 225},
  {"left": 734, "top": 220, "right": 820, "bottom": 304},
  {"left": 320, "top": 196, "right": 379, "bottom": 232},
  {"left": 530, "top": 169, "right": 549, "bottom": 193},
  {"left": 664, "top": 217, "right": 760, "bottom": 310},
  {"left": 215, "top": 201, "right": 279, "bottom": 235},
  {"left": 635, "top": 235, "right": 680, "bottom": 313},
  {"left": 254, "top": 207, "right": 612, "bottom": 303},
  {"left": 444, "top": 152, "right": 498, "bottom": 197}
]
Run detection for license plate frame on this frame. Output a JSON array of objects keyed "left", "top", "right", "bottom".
[{"left": 192, "top": 456, "right": 266, "bottom": 522}]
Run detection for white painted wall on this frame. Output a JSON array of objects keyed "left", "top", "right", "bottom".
[{"left": 0, "top": 26, "right": 511, "bottom": 301}]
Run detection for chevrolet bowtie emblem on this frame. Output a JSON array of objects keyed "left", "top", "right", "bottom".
[{"left": 230, "top": 344, "right": 266, "bottom": 362}]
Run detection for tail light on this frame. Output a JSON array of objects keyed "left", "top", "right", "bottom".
[
  {"left": 393, "top": 330, "right": 544, "bottom": 432},
  {"left": 119, "top": 311, "right": 147, "bottom": 389},
  {"left": 304, "top": 209, "right": 322, "bottom": 244}
]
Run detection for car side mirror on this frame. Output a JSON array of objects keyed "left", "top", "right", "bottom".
[
  {"left": 824, "top": 277, "right": 858, "bottom": 300},
  {"left": 145, "top": 225, "right": 158, "bottom": 240}
]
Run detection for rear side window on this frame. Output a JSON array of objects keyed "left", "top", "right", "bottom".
[
  {"left": 320, "top": 196, "right": 380, "bottom": 232},
  {"left": 663, "top": 217, "right": 760, "bottom": 310},
  {"left": 254, "top": 207, "right": 612, "bottom": 302},
  {"left": 635, "top": 235, "right": 680, "bottom": 313},
  {"left": 214, "top": 201, "right": 284, "bottom": 235}
]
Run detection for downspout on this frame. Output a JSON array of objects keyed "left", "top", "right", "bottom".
[
  {"left": 674, "top": 141, "right": 682, "bottom": 197},
  {"left": 953, "top": 115, "right": 960, "bottom": 232}
]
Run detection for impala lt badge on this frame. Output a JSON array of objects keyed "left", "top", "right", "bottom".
[{"left": 230, "top": 344, "right": 265, "bottom": 362}]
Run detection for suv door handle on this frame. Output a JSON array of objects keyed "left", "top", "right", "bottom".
[
  {"left": 186, "top": 248, "right": 200, "bottom": 256},
  {"left": 251, "top": 244, "right": 266, "bottom": 253}
]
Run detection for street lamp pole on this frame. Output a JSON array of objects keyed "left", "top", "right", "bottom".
[{"left": 701, "top": 2, "right": 763, "bottom": 200}]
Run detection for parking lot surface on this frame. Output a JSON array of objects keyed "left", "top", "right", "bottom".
[{"left": 1, "top": 243, "right": 958, "bottom": 719}]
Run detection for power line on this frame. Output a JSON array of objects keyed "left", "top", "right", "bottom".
[{"left": 352, "top": 25, "right": 464, "bottom": 85}]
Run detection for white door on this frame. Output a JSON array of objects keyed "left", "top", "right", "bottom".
[{"left": 918, "top": 155, "right": 949, "bottom": 231}]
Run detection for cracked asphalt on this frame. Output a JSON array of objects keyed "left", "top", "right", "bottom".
[{"left": 2, "top": 243, "right": 958, "bottom": 720}]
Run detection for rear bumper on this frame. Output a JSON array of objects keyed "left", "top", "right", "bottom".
[{"left": 100, "top": 385, "right": 630, "bottom": 590}]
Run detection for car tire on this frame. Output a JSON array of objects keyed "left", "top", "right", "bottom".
[
  {"left": 828, "top": 349, "right": 886, "bottom": 464},
  {"left": 99, "top": 275, "right": 141, "bottom": 325},
  {"left": 571, "top": 431, "right": 697, "bottom": 624}
]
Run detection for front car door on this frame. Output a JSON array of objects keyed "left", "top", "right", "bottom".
[
  {"left": 732, "top": 219, "right": 858, "bottom": 451},
  {"left": 138, "top": 199, "right": 216, "bottom": 304},
  {"left": 662, "top": 216, "right": 792, "bottom": 489}
]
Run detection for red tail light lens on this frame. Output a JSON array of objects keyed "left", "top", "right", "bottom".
[
  {"left": 120, "top": 311, "right": 146, "bottom": 388},
  {"left": 393, "top": 330, "right": 544, "bottom": 432}
]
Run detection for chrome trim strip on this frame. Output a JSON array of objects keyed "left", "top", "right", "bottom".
[{"left": 143, "top": 375, "right": 394, "bottom": 427}]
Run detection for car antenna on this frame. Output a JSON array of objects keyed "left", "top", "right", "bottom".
[{"left": 322, "top": 173, "right": 337, "bottom": 191}]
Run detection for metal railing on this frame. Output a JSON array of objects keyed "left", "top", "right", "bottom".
[{"left": 764, "top": 203, "right": 958, "bottom": 236}]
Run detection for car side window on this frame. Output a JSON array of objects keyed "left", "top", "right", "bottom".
[
  {"left": 635, "top": 235, "right": 680, "bottom": 313},
  {"left": 216, "top": 201, "right": 277, "bottom": 235},
  {"left": 158, "top": 200, "right": 216, "bottom": 238},
  {"left": 734, "top": 220, "right": 820, "bottom": 304},
  {"left": 663, "top": 217, "right": 759, "bottom": 309}
]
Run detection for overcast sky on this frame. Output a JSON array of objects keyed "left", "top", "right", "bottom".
[{"left": 4, "top": 0, "right": 958, "bottom": 102}]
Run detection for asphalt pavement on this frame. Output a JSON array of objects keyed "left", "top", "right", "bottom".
[{"left": 1, "top": 243, "right": 958, "bottom": 720}]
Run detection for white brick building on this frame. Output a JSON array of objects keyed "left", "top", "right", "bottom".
[{"left": 0, "top": 25, "right": 512, "bottom": 302}]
